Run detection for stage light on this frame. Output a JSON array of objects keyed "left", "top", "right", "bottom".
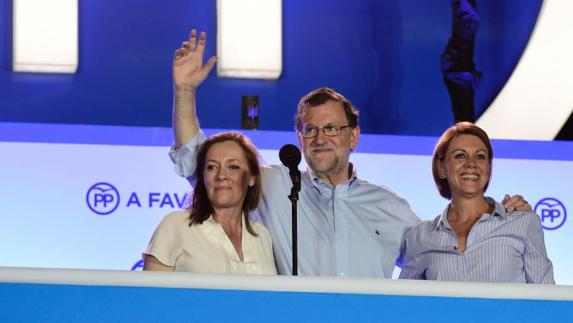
[
  {"left": 217, "top": 0, "right": 282, "bottom": 79},
  {"left": 13, "top": 0, "right": 78, "bottom": 73},
  {"left": 478, "top": 1, "right": 573, "bottom": 140},
  {"left": 241, "top": 95, "right": 260, "bottom": 129}
]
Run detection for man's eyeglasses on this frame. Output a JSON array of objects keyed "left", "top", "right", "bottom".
[{"left": 299, "top": 125, "right": 351, "bottom": 138}]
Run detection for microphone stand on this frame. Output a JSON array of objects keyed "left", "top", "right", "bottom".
[{"left": 288, "top": 169, "right": 301, "bottom": 275}]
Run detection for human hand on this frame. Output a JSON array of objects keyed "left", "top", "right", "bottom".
[
  {"left": 502, "top": 194, "right": 532, "bottom": 213},
  {"left": 173, "top": 29, "right": 217, "bottom": 91}
]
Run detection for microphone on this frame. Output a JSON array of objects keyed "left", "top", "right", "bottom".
[
  {"left": 279, "top": 144, "right": 301, "bottom": 190},
  {"left": 279, "top": 144, "right": 301, "bottom": 276},
  {"left": 279, "top": 144, "right": 301, "bottom": 171}
]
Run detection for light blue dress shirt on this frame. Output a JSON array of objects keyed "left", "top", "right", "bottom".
[
  {"left": 171, "top": 130, "right": 420, "bottom": 278},
  {"left": 399, "top": 197, "right": 554, "bottom": 283}
]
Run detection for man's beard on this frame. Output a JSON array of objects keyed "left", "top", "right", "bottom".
[{"left": 307, "top": 154, "right": 342, "bottom": 177}]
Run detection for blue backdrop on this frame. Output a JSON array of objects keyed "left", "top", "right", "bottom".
[{"left": 0, "top": 0, "right": 542, "bottom": 135}]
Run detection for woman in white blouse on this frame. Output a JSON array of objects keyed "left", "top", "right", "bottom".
[{"left": 143, "top": 132, "right": 276, "bottom": 275}]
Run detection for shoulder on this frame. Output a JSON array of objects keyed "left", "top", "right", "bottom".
[
  {"left": 501, "top": 210, "right": 547, "bottom": 241},
  {"left": 508, "top": 210, "right": 538, "bottom": 221},
  {"left": 406, "top": 215, "right": 440, "bottom": 240},
  {"left": 354, "top": 177, "right": 420, "bottom": 221},
  {"left": 147, "top": 211, "right": 192, "bottom": 250},
  {"left": 491, "top": 198, "right": 543, "bottom": 232},
  {"left": 401, "top": 216, "right": 441, "bottom": 260},
  {"left": 354, "top": 177, "right": 407, "bottom": 201},
  {"left": 492, "top": 198, "right": 539, "bottom": 224},
  {"left": 159, "top": 210, "right": 191, "bottom": 227},
  {"left": 513, "top": 210, "right": 543, "bottom": 228}
]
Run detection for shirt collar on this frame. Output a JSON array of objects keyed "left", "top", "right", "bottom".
[
  {"left": 433, "top": 196, "right": 506, "bottom": 231},
  {"left": 201, "top": 215, "right": 219, "bottom": 235},
  {"left": 434, "top": 207, "right": 452, "bottom": 231},
  {"left": 488, "top": 197, "right": 510, "bottom": 218},
  {"left": 308, "top": 162, "right": 358, "bottom": 187},
  {"left": 201, "top": 213, "right": 246, "bottom": 236}
]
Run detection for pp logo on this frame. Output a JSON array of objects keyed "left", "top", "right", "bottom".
[
  {"left": 534, "top": 197, "right": 567, "bottom": 230},
  {"left": 86, "top": 182, "right": 120, "bottom": 215}
]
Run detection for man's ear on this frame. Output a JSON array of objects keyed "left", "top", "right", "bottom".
[
  {"left": 350, "top": 127, "right": 360, "bottom": 150},
  {"left": 297, "top": 132, "right": 304, "bottom": 150}
]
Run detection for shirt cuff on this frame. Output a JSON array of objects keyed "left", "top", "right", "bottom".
[{"left": 169, "top": 130, "right": 207, "bottom": 178}]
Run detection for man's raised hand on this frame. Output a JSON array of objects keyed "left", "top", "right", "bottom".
[{"left": 173, "top": 29, "right": 217, "bottom": 91}]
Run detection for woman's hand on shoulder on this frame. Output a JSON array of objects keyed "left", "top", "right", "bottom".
[{"left": 502, "top": 194, "right": 532, "bottom": 213}]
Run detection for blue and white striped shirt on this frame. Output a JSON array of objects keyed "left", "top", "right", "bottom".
[{"left": 399, "top": 197, "right": 554, "bottom": 283}]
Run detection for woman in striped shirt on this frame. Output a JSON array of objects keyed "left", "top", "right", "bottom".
[{"left": 399, "top": 122, "right": 554, "bottom": 283}]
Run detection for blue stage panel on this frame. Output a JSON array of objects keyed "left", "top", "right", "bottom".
[{"left": 1, "top": 268, "right": 572, "bottom": 323}]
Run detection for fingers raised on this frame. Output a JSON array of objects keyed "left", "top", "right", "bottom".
[
  {"left": 188, "top": 29, "right": 198, "bottom": 51},
  {"left": 196, "top": 31, "right": 207, "bottom": 57}
]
